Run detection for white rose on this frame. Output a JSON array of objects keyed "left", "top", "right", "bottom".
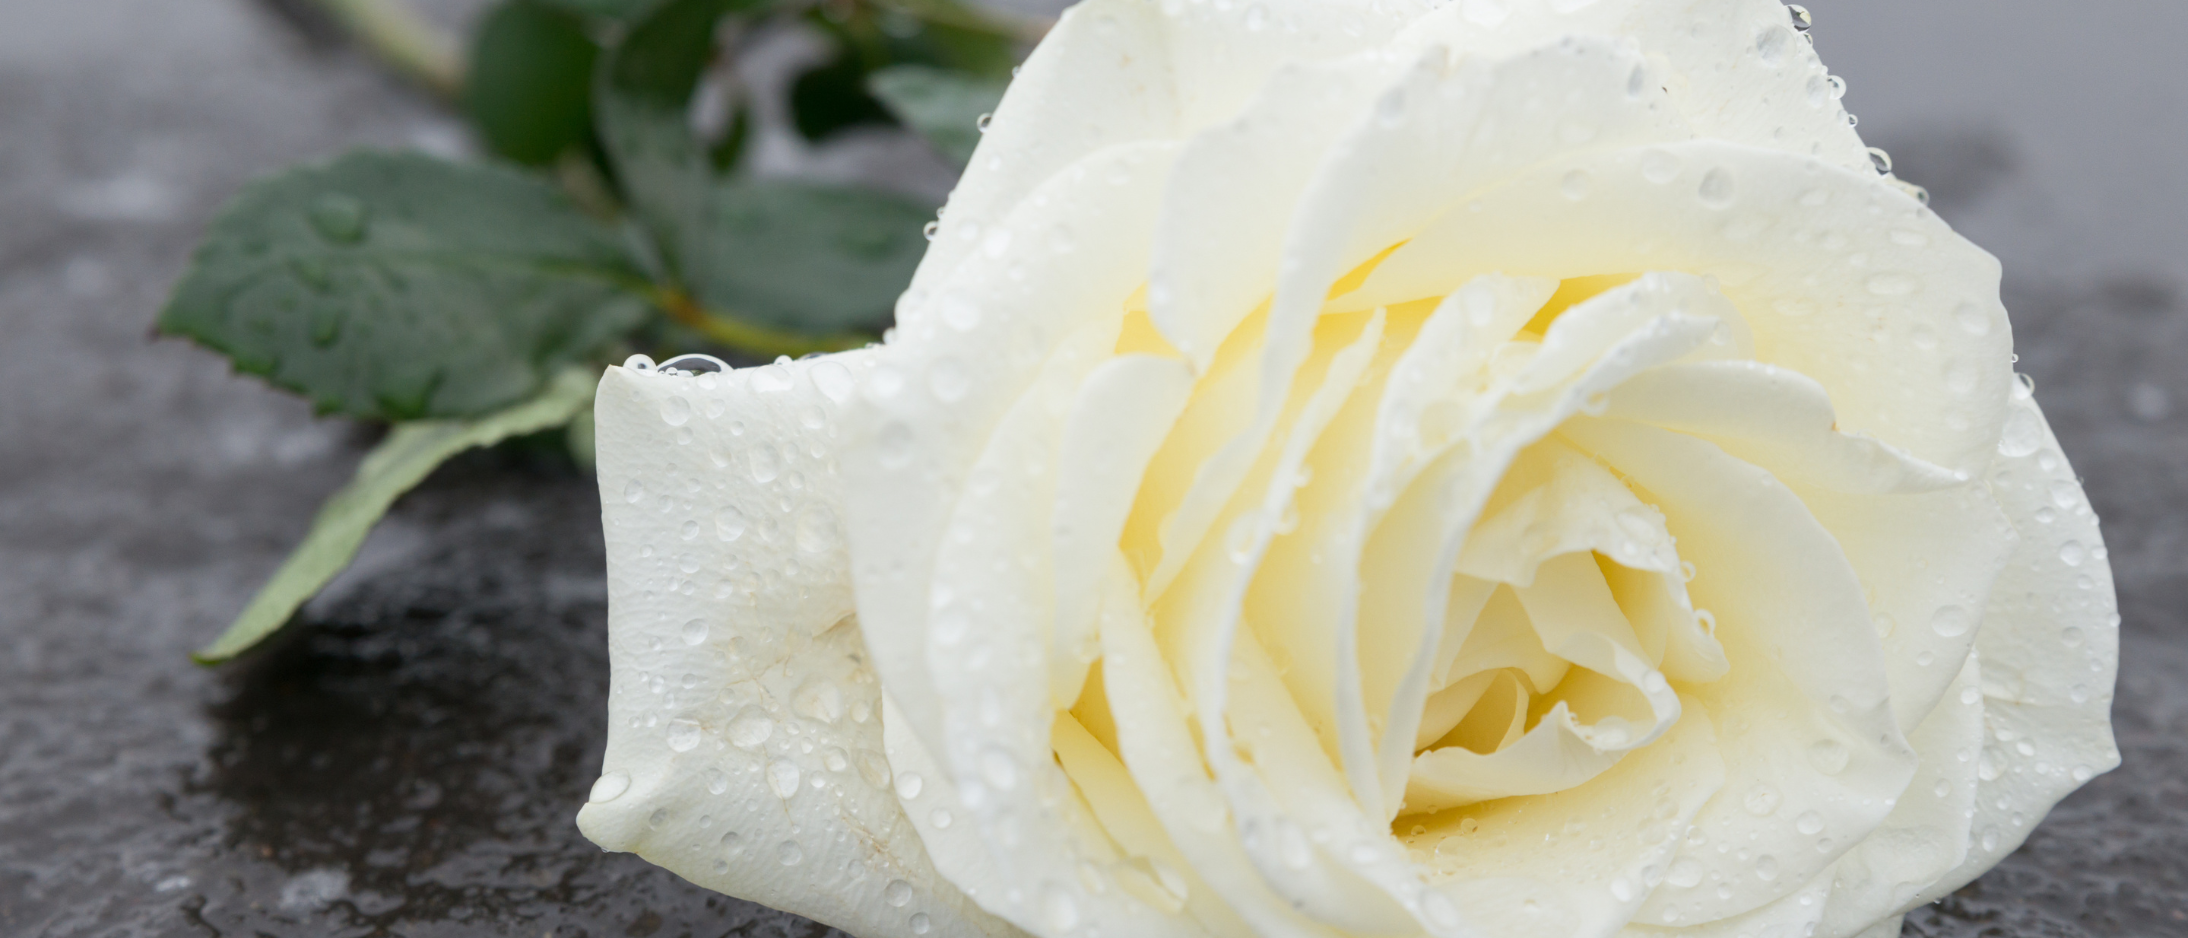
[{"left": 575, "top": 1, "right": 2121, "bottom": 937}]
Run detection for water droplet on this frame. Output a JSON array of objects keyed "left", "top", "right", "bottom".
[
  {"left": 1226, "top": 513, "right": 1259, "bottom": 564},
  {"left": 682, "top": 618, "right": 709, "bottom": 645},
  {"left": 1755, "top": 855, "right": 1779, "bottom": 881},
  {"left": 2058, "top": 540, "right": 2087, "bottom": 567},
  {"left": 1560, "top": 169, "right": 1592, "bottom": 200},
  {"left": 727, "top": 707, "right": 774, "bottom": 750},
  {"left": 767, "top": 761, "right": 801, "bottom": 798},
  {"left": 1610, "top": 877, "right": 1636, "bottom": 901},
  {"left": 1867, "top": 147, "right": 1894, "bottom": 175},
  {"left": 885, "top": 879, "right": 914, "bottom": 906},
  {"left": 910, "top": 912, "right": 932, "bottom": 934},
  {"left": 588, "top": 772, "right": 631, "bottom": 803},
  {"left": 667, "top": 718, "right": 702, "bottom": 752},
  {"left": 1698, "top": 168, "right": 1736, "bottom": 208},
  {"left": 896, "top": 771, "right": 924, "bottom": 800},
  {"left": 975, "top": 112, "right": 994, "bottom": 132},
  {"left": 1755, "top": 26, "right": 1790, "bottom": 64},
  {"left": 979, "top": 748, "right": 1020, "bottom": 790},
  {"left": 1931, "top": 605, "right": 1972, "bottom": 637},
  {"left": 1998, "top": 408, "right": 2043, "bottom": 458},
  {"left": 1788, "top": 4, "right": 1812, "bottom": 32},
  {"left": 1641, "top": 149, "right": 1681, "bottom": 184},
  {"left": 749, "top": 445, "right": 781, "bottom": 483},
  {"left": 715, "top": 507, "right": 748, "bottom": 542},
  {"left": 921, "top": 220, "right": 940, "bottom": 241},
  {"left": 623, "top": 480, "right": 647, "bottom": 504},
  {"left": 795, "top": 506, "right": 839, "bottom": 554},
  {"left": 660, "top": 396, "right": 692, "bottom": 427},
  {"left": 307, "top": 193, "right": 369, "bottom": 244},
  {"left": 1666, "top": 857, "right": 1703, "bottom": 888},
  {"left": 1743, "top": 784, "right": 1782, "bottom": 815},
  {"left": 1795, "top": 811, "right": 1824, "bottom": 835},
  {"left": 1376, "top": 88, "right": 1407, "bottom": 127},
  {"left": 778, "top": 840, "right": 804, "bottom": 865}
]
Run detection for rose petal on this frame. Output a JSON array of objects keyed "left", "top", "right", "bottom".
[
  {"left": 1605, "top": 361, "right": 1967, "bottom": 495},
  {"left": 1913, "top": 396, "right": 2121, "bottom": 901},
  {"left": 1348, "top": 140, "right": 2016, "bottom": 476},
  {"left": 847, "top": 141, "right": 1177, "bottom": 756},
  {"left": 1812, "top": 653, "right": 1986, "bottom": 934},
  {"left": 580, "top": 360, "right": 1015, "bottom": 938},
  {"left": 1403, "top": 705, "right": 1725, "bottom": 936},
  {"left": 1143, "top": 37, "right": 1689, "bottom": 597},
  {"left": 1560, "top": 417, "right": 1919, "bottom": 919}
]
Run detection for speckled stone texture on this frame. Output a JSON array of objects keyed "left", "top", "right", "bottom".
[{"left": 0, "top": 1, "right": 2181, "bottom": 936}]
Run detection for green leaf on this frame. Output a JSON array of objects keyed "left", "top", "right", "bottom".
[
  {"left": 159, "top": 150, "right": 651, "bottom": 420},
  {"left": 193, "top": 368, "right": 600, "bottom": 664},
  {"left": 466, "top": 0, "right": 601, "bottom": 166},
  {"left": 691, "top": 179, "right": 933, "bottom": 334},
  {"left": 790, "top": 53, "right": 896, "bottom": 142},
  {"left": 867, "top": 64, "right": 1004, "bottom": 165},
  {"left": 593, "top": 0, "right": 753, "bottom": 282}
]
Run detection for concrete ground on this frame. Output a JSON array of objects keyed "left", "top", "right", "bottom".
[{"left": 0, "top": 1, "right": 2181, "bottom": 936}]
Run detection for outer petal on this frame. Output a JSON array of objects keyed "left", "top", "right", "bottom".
[
  {"left": 1912, "top": 395, "right": 2122, "bottom": 901},
  {"left": 579, "top": 359, "right": 1018, "bottom": 938}
]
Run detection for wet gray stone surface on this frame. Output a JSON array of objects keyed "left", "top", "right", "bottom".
[{"left": 0, "top": 1, "right": 2181, "bottom": 936}]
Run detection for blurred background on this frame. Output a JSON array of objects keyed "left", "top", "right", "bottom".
[{"left": 2, "top": 0, "right": 2183, "bottom": 935}]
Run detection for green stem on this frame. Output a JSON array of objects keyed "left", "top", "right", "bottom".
[
  {"left": 311, "top": 0, "right": 466, "bottom": 99},
  {"left": 656, "top": 288, "right": 874, "bottom": 359}
]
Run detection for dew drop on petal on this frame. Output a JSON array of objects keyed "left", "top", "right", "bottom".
[
  {"left": 1931, "top": 605, "right": 1972, "bottom": 637},
  {"left": 588, "top": 772, "right": 630, "bottom": 803},
  {"left": 767, "top": 761, "right": 801, "bottom": 798},
  {"left": 666, "top": 718, "right": 702, "bottom": 752},
  {"left": 727, "top": 708, "right": 775, "bottom": 750}
]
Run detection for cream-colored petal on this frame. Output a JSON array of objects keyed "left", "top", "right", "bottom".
[
  {"left": 904, "top": 0, "right": 1180, "bottom": 308},
  {"left": 1358, "top": 304, "right": 1730, "bottom": 814},
  {"left": 1250, "top": 277, "right": 1553, "bottom": 772},
  {"left": 1349, "top": 140, "right": 2016, "bottom": 476},
  {"left": 1052, "top": 355, "right": 1197, "bottom": 708},
  {"left": 1913, "top": 396, "right": 2121, "bottom": 901},
  {"left": 1454, "top": 441, "right": 1683, "bottom": 585},
  {"left": 1147, "top": 37, "right": 1689, "bottom": 597},
  {"left": 1604, "top": 361, "right": 1965, "bottom": 494},
  {"left": 1811, "top": 655, "right": 1985, "bottom": 937},
  {"left": 1560, "top": 417, "right": 1917, "bottom": 920},
  {"left": 912, "top": 316, "right": 1206, "bottom": 938},
  {"left": 1793, "top": 481, "right": 2015, "bottom": 732},
  {"left": 1099, "top": 572, "right": 1347, "bottom": 938},
  {"left": 845, "top": 141, "right": 1176, "bottom": 756},
  {"left": 1395, "top": 0, "right": 1871, "bottom": 175},
  {"left": 581, "top": 360, "right": 1017, "bottom": 938},
  {"left": 917, "top": 0, "right": 1429, "bottom": 323},
  {"left": 1626, "top": 872, "right": 1836, "bottom": 938},
  {"left": 1408, "top": 707, "right": 1726, "bottom": 938}
]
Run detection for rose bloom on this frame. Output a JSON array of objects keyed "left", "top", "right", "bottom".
[{"left": 575, "top": 1, "right": 2121, "bottom": 937}]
